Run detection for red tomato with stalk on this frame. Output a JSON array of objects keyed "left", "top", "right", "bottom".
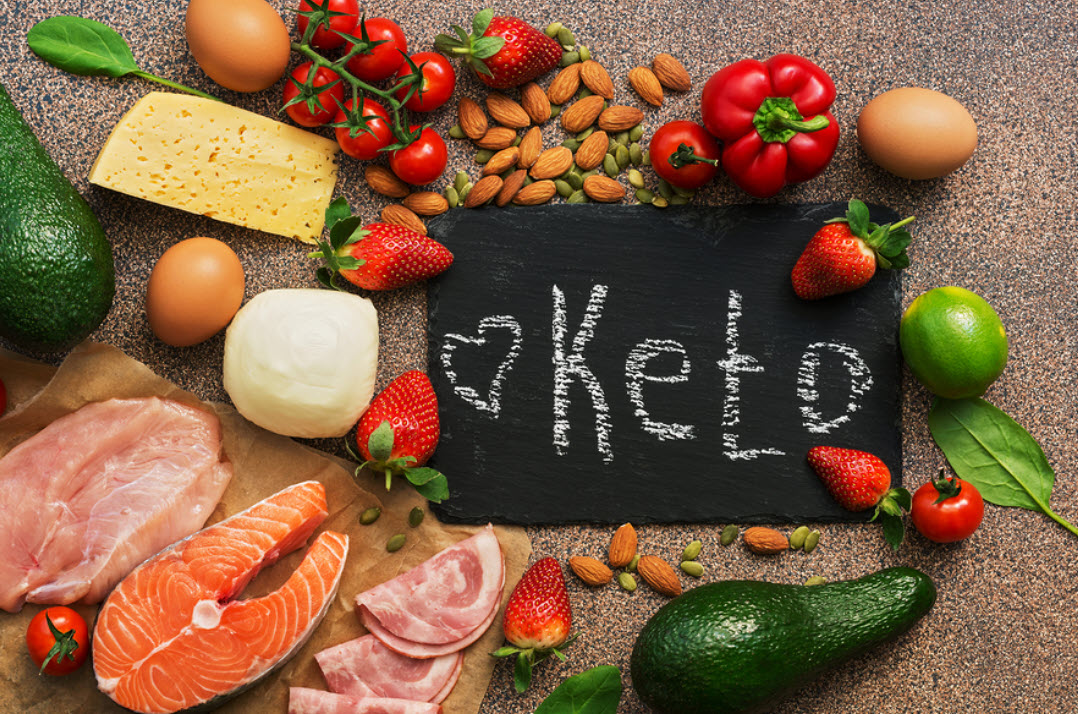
[
  {"left": 334, "top": 98, "right": 393, "bottom": 160},
  {"left": 911, "top": 471, "right": 985, "bottom": 543},
  {"left": 394, "top": 52, "right": 456, "bottom": 112},
  {"left": 282, "top": 62, "right": 345, "bottom": 128},
  {"left": 345, "top": 18, "right": 407, "bottom": 82},
  {"left": 649, "top": 120, "right": 721, "bottom": 191},
  {"left": 296, "top": 0, "right": 359, "bottom": 51},
  {"left": 389, "top": 126, "right": 448, "bottom": 186},
  {"left": 26, "top": 606, "right": 89, "bottom": 676}
]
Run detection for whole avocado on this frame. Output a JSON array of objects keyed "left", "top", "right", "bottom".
[
  {"left": 0, "top": 81, "right": 114, "bottom": 353},
  {"left": 630, "top": 567, "right": 936, "bottom": 714}
]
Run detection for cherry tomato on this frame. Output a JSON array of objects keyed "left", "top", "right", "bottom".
[
  {"left": 26, "top": 607, "right": 89, "bottom": 676},
  {"left": 911, "top": 473, "right": 985, "bottom": 543},
  {"left": 389, "top": 126, "right": 448, "bottom": 186},
  {"left": 345, "top": 18, "right": 407, "bottom": 82},
  {"left": 296, "top": 0, "right": 359, "bottom": 51},
  {"left": 282, "top": 62, "right": 345, "bottom": 128},
  {"left": 394, "top": 52, "right": 456, "bottom": 112},
  {"left": 649, "top": 120, "right": 721, "bottom": 191},
  {"left": 334, "top": 98, "right": 393, "bottom": 160}
]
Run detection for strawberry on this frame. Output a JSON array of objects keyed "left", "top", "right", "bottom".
[
  {"left": 435, "top": 9, "right": 561, "bottom": 89},
  {"left": 352, "top": 370, "right": 448, "bottom": 503},
  {"left": 311, "top": 199, "right": 452, "bottom": 291},
  {"left": 492, "top": 557, "right": 575, "bottom": 693},
  {"left": 791, "top": 199, "right": 914, "bottom": 300},
  {"left": 807, "top": 446, "right": 912, "bottom": 550}
]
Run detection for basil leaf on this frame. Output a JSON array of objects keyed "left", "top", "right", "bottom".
[
  {"left": 534, "top": 665, "right": 622, "bottom": 714},
  {"left": 929, "top": 398, "right": 1078, "bottom": 536},
  {"left": 28, "top": 16, "right": 139, "bottom": 78}
]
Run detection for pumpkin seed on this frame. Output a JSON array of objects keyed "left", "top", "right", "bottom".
[
  {"left": 576, "top": 127, "right": 595, "bottom": 141},
  {"left": 578, "top": 45, "right": 591, "bottom": 62},
  {"left": 386, "top": 534, "right": 406, "bottom": 552},
  {"left": 656, "top": 178, "right": 674, "bottom": 199},
  {"left": 672, "top": 184, "right": 695, "bottom": 198},
  {"left": 567, "top": 189, "right": 588, "bottom": 204},
  {"left": 789, "top": 526, "right": 811, "bottom": 550},
  {"left": 444, "top": 186, "right": 459, "bottom": 208},
  {"left": 607, "top": 137, "right": 618, "bottom": 153},
  {"left": 629, "top": 125, "right": 644, "bottom": 143},
  {"left": 804, "top": 530, "right": 821, "bottom": 554},
  {"left": 408, "top": 507, "right": 424, "bottom": 528},
  {"left": 680, "top": 561, "right": 704, "bottom": 578},
  {"left": 804, "top": 576, "right": 828, "bottom": 586},
  {"left": 615, "top": 144, "right": 630, "bottom": 170},
  {"left": 454, "top": 171, "right": 469, "bottom": 193},
  {"left": 564, "top": 172, "right": 583, "bottom": 190},
  {"left": 448, "top": 124, "right": 466, "bottom": 140},
  {"left": 577, "top": 86, "right": 592, "bottom": 99},
  {"left": 512, "top": 134, "right": 522, "bottom": 147},
  {"left": 544, "top": 21, "right": 563, "bottom": 38},
  {"left": 618, "top": 572, "right": 637, "bottom": 592},
  {"left": 615, "top": 130, "right": 630, "bottom": 146},
  {"left": 651, "top": 196, "right": 669, "bottom": 208},
  {"left": 642, "top": 150, "right": 651, "bottom": 166},
  {"left": 555, "top": 179, "right": 574, "bottom": 198},
  {"left": 721, "top": 524, "right": 738, "bottom": 545},
  {"left": 359, "top": 507, "right": 381, "bottom": 525},
  {"left": 628, "top": 169, "right": 645, "bottom": 189},
  {"left": 522, "top": 175, "right": 533, "bottom": 186},
  {"left": 561, "top": 138, "right": 581, "bottom": 151},
  {"left": 556, "top": 27, "right": 576, "bottom": 48},
  {"left": 635, "top": 188, "right": 654, "bottom": 204},
  {"left": 669, "top": 194, "right": 690, "bottom": 206},
  {"left": 681, "top": 540, "right": 703, "bottom": 561},
  {"left": 549, "top": 103, "right": 562, "bottom": 118},
  {"left": 580, "top": 169, "right": 599, "bottom": 180},
  {"left": 459, "top": 182, "right": 473, "bottom": 202},
  {"left": 560, "top": 51, "right": 579, "bottom": 67},
  {"left": 475, "top": 149, "right": 494, "bottom": 164},
  {"left": 603, "top": 154, "right": 619, "bottom": 178},
  {"left": 627, "top": 553, "right": 641, "bottom": 571},
  {"left": 629, "top": 142, "right": 644, "bottom": 166}
]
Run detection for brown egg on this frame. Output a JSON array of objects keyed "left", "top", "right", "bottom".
[
  {"left": 147, "top": 238, "right": 245, "bottom": 347},
  {"left": 186, "top": 0, "right": 291, "bottom": 93},
  {"left": 857, "top": 87, "right": 978, "bottom": 180}
]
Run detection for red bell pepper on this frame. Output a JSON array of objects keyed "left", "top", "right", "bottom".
[{"left": 700, "top": 54, "right": 839, "bottom": 198}]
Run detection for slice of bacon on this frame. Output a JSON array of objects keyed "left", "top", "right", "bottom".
[
  {"left": 315, "top": 635, "right": 462, "bottom": 703},
  {"left": 288, "top": 688, "right": 442, "bottom": 714},
  {"left": 355, "top": 524, "right": 504, "bottom": 646}
]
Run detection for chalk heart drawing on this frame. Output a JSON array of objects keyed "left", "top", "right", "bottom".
[{"left": 439, "top": 315, "right": 523, "bottom": 418}]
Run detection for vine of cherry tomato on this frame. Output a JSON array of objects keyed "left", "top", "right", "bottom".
[
  {"left": 910, "top": 473, "right": 985, "bottom": 543},
  {"left": 334, "top": 99, "right": 393, "bottom": 160},
  {"left": 26, "top": 607, "right": 89, "bottom": 676},
  {"left": 649, "top": 120, "right": 722, "bottom": 191},
  {"left": 345, "top": 18, "right": 408, "bottom": 82},
  {"left": 283, "top": 62, "right": 345, "bottom": 128},
  {"left": 296, "top": 0, "right": 359, "bottom": 51},
  {"left": 394, "top": 52, "right": 456, "bottom": 112},
  {"left": 389, "top": 126, "right": 447, "bottom": 186}
]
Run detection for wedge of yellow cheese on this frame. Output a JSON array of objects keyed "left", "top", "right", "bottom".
[{"left": 89, "top": 92, "right": 339, "bottom": 243}]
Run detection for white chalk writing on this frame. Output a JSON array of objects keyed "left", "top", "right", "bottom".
[
  {"left": 797, "top": 341, "right": 873, "bottom": 434},
  {"left": 625, "top": 339, "right": 695, "bottom": 440},
  {"left": 439, "top": 315, "right": 523, "bottom": 418}
]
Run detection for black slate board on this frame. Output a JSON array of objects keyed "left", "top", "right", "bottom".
[{"left": 427, "top": 204, "right": 902, "bottom": 525}]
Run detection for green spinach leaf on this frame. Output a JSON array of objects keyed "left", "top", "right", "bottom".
[
  {"left": 928, "top": 397, "right": 1078, "bottom": 536},
  {"left": 534, "top": 665, "right": 621, "bottom": 714}
]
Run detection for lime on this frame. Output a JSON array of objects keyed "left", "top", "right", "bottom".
[{"left": 899, "top": 286, "right": 1008, "bottom": 399}]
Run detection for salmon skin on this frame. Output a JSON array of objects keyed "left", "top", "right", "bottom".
[{"left": 93, "top": 480, "right": 348, "bottom": 714}]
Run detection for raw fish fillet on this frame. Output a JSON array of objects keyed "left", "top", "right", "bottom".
[
  {"left": 0, "top": 397, "right": 233, "bottom": 612},
  {"left": 94, "top": 480, "right": 348, "bottom": 714}
]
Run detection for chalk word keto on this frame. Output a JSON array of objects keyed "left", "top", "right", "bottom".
[{"left": 439, "top": 284, "right": 874, "bottom": 464}]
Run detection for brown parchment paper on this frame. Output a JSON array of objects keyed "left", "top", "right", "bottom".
[{"left": 0, "top": 342, "right": 531, "bottom": 714}]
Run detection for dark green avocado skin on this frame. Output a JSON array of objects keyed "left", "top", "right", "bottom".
[
  {"left": 630, "top": 566, "right": 937, "bottom": 714},
  {"left": 0, "top": 81, "right": 114, "bottom": 353}
]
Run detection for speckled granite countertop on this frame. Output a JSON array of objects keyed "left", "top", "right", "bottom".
[{"left": 2, "top": 0, "right": 1077, "bottom": 712}]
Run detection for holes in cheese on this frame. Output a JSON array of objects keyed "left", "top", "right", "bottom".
[{"left": 89, "top": 92, "right": 340, "bottom": 243}]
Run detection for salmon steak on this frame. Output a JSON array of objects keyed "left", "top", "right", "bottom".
[{"left": 93, "top": 480, "right": 349, "bottom": 714}]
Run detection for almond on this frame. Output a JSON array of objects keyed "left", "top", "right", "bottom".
[
  {"left": 496, "top": 169, "right": 528, "bottom": 207},
  {"left": 597, "top": 105, "right": 644, "bottom": 132},
  {"left": 520, "top": 82, "right": 552, "bottom": 124},
  {"left": 517, "top": 126, "right": 543, "bottom": 169},
  {"left": 568, "top": 556, "right": 613, "bottom": 586},
  {"left": 583, "top": 174, "right": 626, "bottom": 203},
  {"left": 580, "top": 60, "right": 614, "bottom": 100},
  {"left": 652, "top": 52, "right": 692, "bottom": 92},
  {"left": 607, "top": 522, "right": 637, "bottom": 568},
  {"left": 482, "top": 146, "right": 521, "bottom": 177},
  {"left": 561, "top": 94, "right": 606, "bottom": 133},
  {"left": 529, "top": 146, "right": 574, "bottom": 180},
  {"left": 637, "top": 556, "right": 682, "bottom": 597},
  {"left": 547, "top": 63, "right": 582, "bottom": 105},
  {"left": 463, "top": 175, "right": 503, "bottom": 208},
  {"left": 628, "top": 66, "right": 663, "bottom": 106},
  {"left": 573, "top": 130, "right": 609, "bottom": 171},
  {"left": 402, "top": 191, "right": 448, "bottom": 216},
  {"left": 380, "top": 204, "right": 426, "bottom": 235},
  {"left": 743, "top": 527, "right": 789, "bottom": 555},
  {"left": 365, "top": 165, "right": 410, "bottom": 198},
  {"left": 486, "top": 92, "right": 531, "bottom": 129},
  {"left": 512, "top": 179, "right": 557, "bottom": 206},
  {"left": 476, "top": 126, "right": 517, "bottom": 150},
  {"left": 458, "top": 97, "right": 488, "bottom": 140}
]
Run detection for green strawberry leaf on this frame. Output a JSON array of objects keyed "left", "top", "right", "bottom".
[
  {"left": 472, "top": 8, "right": 494, "bottom": 36},
  {"left": 367, "top": 421, "right": 395, "bottom": 463},
  {"left": 514, "top": 651, "right": 533, "bottom": 693},
  {"left": 880, "top": 511, "right": 906, "bottom": 550},
  {"left": 472, "top": 36, "right": 505, "bottom": 59},
  {"left": 845, "top": 199, "right": 871, "bottom": 237},
  {"left": 325, "top": 196, "right": 352, "bottom": 231},
  {"left": 330, "top": 216, "right": 366, "bottom": 251},
  {"left": 315, "top": 267, "right": 338, "bottom": 291},
  {"left": 877, "top": 229, "right": 912, "bottom": 257},
  {"left": 876, "top": 254, "right": 893, "bottom": 270},
  {"left": 433, "top": 32, "right": 463, "bottom": 51},
  {"left": 891, "top": 487, "right": 913, "bottom": 512},
  {"left": 889, "top": 252, "right": 910, "bottom": 270},
  {"left": 404, "top": 467, "right": 442, "bottom": 486},
  {"left": 412, "top": 472, "right": 449, "bottom": 503},
  {"left": 491, "top": 645, "right": 521, "bottom": 658}
]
